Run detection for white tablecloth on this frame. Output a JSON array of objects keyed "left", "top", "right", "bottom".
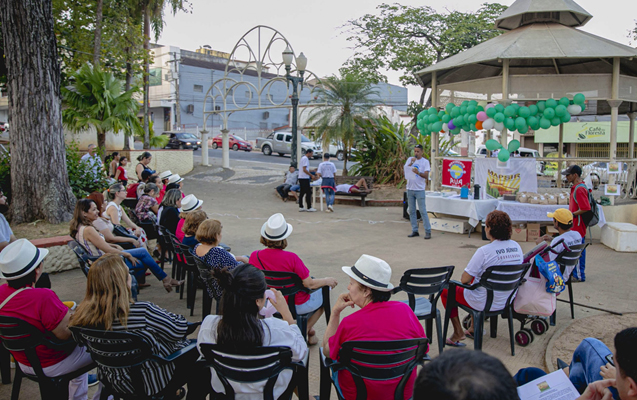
[
  {"left": 423, "top": 196, "right": 499, "bottom": 227},
  {"left": 495, "top": 201, "right": 606, "bottom": 226}
]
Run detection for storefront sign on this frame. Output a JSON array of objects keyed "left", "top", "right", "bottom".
[
  {"left": 441, "top": 159, "right": 472, "bottom": 189},
  {"left": 535, "top": 121, "right": 632, "bottom": 143}
]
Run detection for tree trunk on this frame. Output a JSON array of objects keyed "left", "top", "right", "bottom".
[
  {"left": 122, "top": 47, "right": 132, "bottom": 151},
  {"left": 0, "top": 0, "right": 76, "bottom": 224},
  {"left": 142, "top": 4, "right": 150, "bottom": 149},
  {"left": 92, "top": 0, "right": 103, "bottom": 65},
  {"left": 97, "top": 129, "right": 106, "bottom": 155},
  {"left": 343, "top": 147, "right": 349, "bottom": 176}
]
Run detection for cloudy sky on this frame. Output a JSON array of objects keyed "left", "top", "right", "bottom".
[{"left": 159, "top": 0, "right": 637, "bottom": 103}]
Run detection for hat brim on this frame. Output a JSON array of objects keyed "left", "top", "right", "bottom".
[
  {"left": 260, "top": 222, "right": 293, "bottom": 242},
  {"left": 342, "top": 266, "right": 394, "bottom": 292},
  {"left": 0, "top": 247, "right": 48, "bottom": 280},
  {"left": 182, "top": 199, "right": 203, "bottom": 212}
]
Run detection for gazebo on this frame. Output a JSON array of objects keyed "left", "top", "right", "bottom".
[{"left": 416, "top": 0, "right": 637, "bottom": 198}]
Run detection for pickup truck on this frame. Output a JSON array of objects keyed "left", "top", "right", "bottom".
[{"left": 256, "top": 131, "right": 322, "bottom": 159}]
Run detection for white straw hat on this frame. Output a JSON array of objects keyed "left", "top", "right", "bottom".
[
  {"left": 159, "top": 170, "right": 172, "bottom": 180},
  {"left": 167, "top": 174, "right": 183, "bottom": 184},
  {"left": 261, "top": 213, "right": 293, "bottom": 241},
  {"left": 0, "top": 239, "right": 49, "bottom": 280},
  {"left": 181, "top": 194, "right": 203, "bottom": 212},
  {"left": 342, "top": 254, "right": 394, "bottom": 292}
]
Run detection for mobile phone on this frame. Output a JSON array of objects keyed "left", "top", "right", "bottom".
[{"left": 606, "top": 354, "right": 615, "bottom": 367}]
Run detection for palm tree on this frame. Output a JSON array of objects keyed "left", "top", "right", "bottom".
[
  {"left": 307, "top": 74, "right": 379, "bottom": 175},
  {"left": 62, "top": 64, "right": 142, "bottom": 155}
]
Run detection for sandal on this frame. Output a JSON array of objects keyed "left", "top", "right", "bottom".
[
  {"left": 445, "top": 338, "right": 466, "bottom": 347},
  {"left": 138, "top": 283, "right": 151, "bottom": 289},
  {"left": 308, "top": 335, "right": 319, "bottom": 346},
  {"left": 464, "top": 330, "right": 475, "bottom": 340},
  {"left": 163, "top": 279, "right": 184, "bottom": 293}
]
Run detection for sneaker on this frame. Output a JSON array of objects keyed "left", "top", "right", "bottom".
[
  {"left": 408, "top": 232, "right": 420, "bottom": 238},
  {"left": 299, "top": 208, "right": 307, "bottom": 212},
  {"left": 88, "top": 374, "right": 99, "bottom": 387},
  {"left": 328, "top": 205, "right": 334, "bottom": 212},
  {"left": 424, "top": 232, "right": 432, "bottom": 240},
  {"left": 307, "top": 208, "right": 317, "bottom": 212},
  {"left": 62, "top": 301, "right": 77, "bottom": 311}
]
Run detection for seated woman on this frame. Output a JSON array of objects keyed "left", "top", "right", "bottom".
[
  {"left": 193, "top": 219, "right": 248, "bottom": 300},
  {"left": 134, "top": 183, "right": 160, "bottom": 224},
  {"left": 70, "top": 198, "right": 182, "bottom": 292},
  {"left": 70, "top": 254, "right": 209, "bottom": 399},
  {"left": 181, "top": 210, "right": 207, "bottom": 247},
  {"left": 441, "top": 210, "right": 524, "bottom": 347},
  {"left": 135, "top": 151, "right": 155, "bottom": 182},
  {"left": 103, "top": 183, "right": 148, "bottom": 249},
  {"left": 249, "top": 213, "right": 338, "bottom": 345},
  {"left": 198, "top": 264, "right": 308, "bottom": 399},
  {"left": 88, "top": 192, "right": 140, "bottom": 250},
  {"left": 159, "top": 189, "right": 182, "bottom": 234},
  {"left": 323, "top": 254, "right": 426, "bottom": 400},
  {"left": 175, "top": 194, "right": 204, "bottom": 242}
]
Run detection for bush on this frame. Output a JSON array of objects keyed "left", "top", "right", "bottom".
[
  {"left": 66, "top": 141, "right": 110, "bottom": 198},
  {"left": 0, "top": 150, "right": 10, "bottom": 201}
]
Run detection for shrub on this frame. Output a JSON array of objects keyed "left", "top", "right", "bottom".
[
  {"left": 66, "top": 141, "right": 110, "bottom": 198},
  {"left": 0, "top": 150, "right": 10, "bottom": 201}
]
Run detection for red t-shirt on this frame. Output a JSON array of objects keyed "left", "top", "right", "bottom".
[
  {"left": 569, "top": 183, "right": 591, "bottom": 238},
  {"left": 126, "top": 183, "right": 140, "bottom": 198},
  {"left": 176, "top": 218, "right": 186, "bottom": 242},
  {"left": 328, "top": 301, "right": 427, "bottom": 400},
  {"left": 0, "top": 285, "right": 71, "bottom": 368},
  {"left": 249, "top": 249, "right": 310, "bottom": 304},
  {"left": 156, "top": 185, "right": 167, "bottom": 205}
]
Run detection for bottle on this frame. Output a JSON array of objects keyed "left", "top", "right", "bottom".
[
  {"left": 460, "top": 185, "right": 469, "bottom": 199},
  {"left": 474, "top": 184, "right": 481, "bottom": 200}
]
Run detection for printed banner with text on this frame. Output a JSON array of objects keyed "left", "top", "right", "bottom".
[
  {"left": 442, "top": 158, "right": 473, "bottom": 189},
  {"left": 475, "top": 158, "right": 538, "bottom": 198}
]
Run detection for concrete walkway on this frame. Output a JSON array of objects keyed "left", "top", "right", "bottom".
[{"left": 3, "top": 158, "right": 636, "bottom": 399}]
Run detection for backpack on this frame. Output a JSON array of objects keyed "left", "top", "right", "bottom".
[{"left": 573, "top": 183, "right": 599, "bottom": 227}]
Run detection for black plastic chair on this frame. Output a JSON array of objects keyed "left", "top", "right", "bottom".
[
  {"left": 0, "top": 341, "right": 11, "bottom": 384},
  {"left": 261, "top": 270, "right": 331, "bottom": 341},
  {"left": 0, "top": 316, "right": 96, "bottom": 400},
  {"left": 319, "top": 338, "right": 430, "bottom": 400},
  {"left": 198, "top": 343, "right": 308, "bottom": 400},
  {"left": 157, "top": 225, "right": 175, "bottom": 271},
  {"left": 442, "top": 263, "right": 531, "bottom": 356},
  {"left": 393, "top": 266, "right": 455, "bottom": 354},
  {"left": 70, "top": 326, "right": 198, "bottom": 400},
  {"left": 550, "top": 242, "right": 589, "bottom": 325},
  {"left": 67, "top": 240, "right": 98, "bottom": 277},
  {"left": 192, "top": 256, "right": 220, "bottom": 317},
  {"left": 175, "top": 242, "right": 202, "bottom": 315}
]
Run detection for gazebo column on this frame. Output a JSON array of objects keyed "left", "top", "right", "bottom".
[
  {"left": 608, "top": 57, "right": 622, "bottom": 205},
  {"left": 431, "top": 71, "right": 440, "bottom": 190},
  {"left": 628, "top": 111, "right": 636, "bottom": 159},
  {"left": 500, "top": 59, "right": 511, "bottom": 148},
  {"left": 556, "top": 124, "right": 564, "bottom": 188}
]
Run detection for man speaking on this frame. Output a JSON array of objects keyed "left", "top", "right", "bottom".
[{"left": 404, "top": 144, "right": 432, "bottom": 239}]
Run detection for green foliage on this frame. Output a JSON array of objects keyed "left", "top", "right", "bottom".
[
  {"left": 65, "top": 142, "right": 109, "bottom": 198},
  {"left": 135, "top": 120, "right": 169, "bottom": 148},
  {"left": 0, "top": 151, "right": 11, "bottom": 201},
  {"left": 342, "top": 2, "right": 507, "bottom": 87}
]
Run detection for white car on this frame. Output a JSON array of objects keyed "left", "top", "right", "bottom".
[
  {"left": 474, "top": 145, "right": 544, "bottom": 175},
  {"left": 582, "top": 161, "right": 628, "bottom": 189}
]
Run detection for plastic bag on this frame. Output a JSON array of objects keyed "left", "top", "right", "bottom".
[
  {"left": 534, "top": 255, "right": 566, "bottom": 294},
  {"left": 514, "top": 266, "right": 556, "bottom": 316}
]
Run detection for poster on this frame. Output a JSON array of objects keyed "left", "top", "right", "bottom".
[
  {"left": 475, "top": 158, "right": 538, "bottom": 198},
  {"left": 442, "top": 158, "right": 473, "bottom": 189},
  {"left": 607, "top": 162, "right": 622, "bottom": 174},
  {"left": 605, "top": 184, "right": 621, "bottom": 196}
]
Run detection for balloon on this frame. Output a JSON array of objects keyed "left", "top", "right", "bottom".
[
  {"left": 445, "top": 103, "right": 455, "bottom": 113},
  {"left": 529, "top": 104, "right": 539, "bottom": 116},
  {"left": 494, "top": 113, "right": 505, "bottom": 123},
  {"left": 461, "top": 101, "right": 469, "bottom": 107},
  {"left": 485, "top": 103, "right": 495, "bottom": 110},
  {"left": 544, "top": 107, "right": 556, "bottom": 119},
  {"left": 494, "top": 121, "right": 505, "bottom": 131},
  {"left": 486, "top": 107, "right": 497, "bottom": 118},
  {"left": 462, "top": 125, "right": 471, "bottom": 132},
  {"left": 442, "top": 114, "right": 451, "bottom": 123},
  {"left": 477, "top": 106, "right": 485, "bottom": 113},
  {"left": 527, "top": 116, "right": 539, "bottom": 129},
  {"left": 442, "top": 123, "right": 449, "bottom": 132},
  {"left": 515, "top": 117, "right": 527, "bottom": 131},
  {"left": 451, "top": 107, "right": 460, "bottom": 118},
  {"left": 518, "top": 125, "right": 529, "bottom": 134},
  {"left": 546, "top": 98, "right": 558, "bottom": 108},
  {"left": 438, "top": 110, "right": 446, "bottom": 118},
  {"left": 560, "top": 112, "right": 571, "bottom": 123},
  {"left": 482, "top": 118, "right": 495, "bottom": 130},
  {"left": 418, "top": 110, "right": 428, "bottom": 120},
  {"left": 555, "top": 105, "right": 567, "bottom": 117},
  {"left": 476, "top": 121, "right": 483, "bottom": 130},
  {"left": 432, "top": 121, "right": 443, "bottom": 132},
  {"left": 504, "top": 117, "right": 515, "bottom": 130},
  {"left": 498, "top": 149, "right": 511, "bottom": 162},
  {"left": 567, "top": 104, "right": 582, "bottom": 115},
  {"left": 537, "top": 101, "right": 546, "bottom": 112},
  {"left": 551, "top": 117, "right": 562, "bottom": 127},
  {"left": 478, "top": 101, "right": 488, "bottom": 108},
  {"left": 504, "top": 105, "right": 516, "bottom": 118},
  {"left": 428, "top": 114, "right": 438, "bottom": 123},
  {"left": 539, "top": 117, "right": 551, "bottom": 130},
  {"left": 467, "top": 105, "right": 477, "bottom": 115},
  {"left": 559, "top": 97, "right": 570, "bottom": 107},
  {"left": 485, "top": 139, "right": 501, "bottom": 151},
  {"left": 495, "top": 104, "right": 505, "bottom": 113},
  {"left": 428, "top": 107, "right": 438, "bottom": 115},
  {"left": 518, "top": 107, "right": 531, "bottom": 118},
  {"left": 417, "top": 120, "right": 425, "bottom": 131},
  {"left": 507, "top": 139, "right": 520, "bottom": 153},
  {"left": 451, "top": 127, "right": 461, "bottom": 135},
  {"left": 468, "top": 114, "right": 478, "bottom": 125},
  {"left": 454, "top": 116, "right": 465, "bottom": 127},
  {"left": 580, "top": 102, "right": 586, "bottom": 111},
  {"left": 468, "top": 100, "right": 478, "bottom": 107},
  {"left": 448, "top": 121, "right": 456, "bottom": 130},
  {"left": 477, "top": 111, "right": 488, "bottom": 121},
  {"left": 574, "top": 93, "right": 586, "bottom": 105},
  {"left": 460, "top": 106, "right": 467, "bottom": 115}
]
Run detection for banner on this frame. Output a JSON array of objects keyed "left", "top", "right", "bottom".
[
  {"left": 475, "top": 158, "right": 538, "bottom": 198},
  {"left": 442, "top": 158, "right": 473, "bottom": 189}
]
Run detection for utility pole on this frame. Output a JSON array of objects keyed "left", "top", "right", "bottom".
[{"left": 166, "top": 52, "right": 181, "bottom": 130}]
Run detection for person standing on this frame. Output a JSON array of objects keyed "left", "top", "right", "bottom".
[
  {"left": 276, "top": 165, "right": 299, "bottom": 202},
  {"left": 317, "top": 153, "right": 337, "bottom": 212},
  {"left": 114, "top": 156, "right": 129, "bottom": 187},
  {"left": 107, "top": 152, "right": 120, "bottom": 178},
  {"left": 404, "top": 144, "right": 431, "bottom": 239},
  {"left": 298, "top": 150, "right": 316, "bottom": 212},
  {"left": 562, "top": 165, "right": 591, "bottom": 282},
  {"left": 80, "top": 144, "right": 103, "bottom": 176}
]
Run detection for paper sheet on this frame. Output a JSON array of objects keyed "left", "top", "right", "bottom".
[
  {"left": 404, "top": 162, "right": 418, "bottom": 182},
  {"left": 517, "top": 370, "right": 579, "bottom": 400}
]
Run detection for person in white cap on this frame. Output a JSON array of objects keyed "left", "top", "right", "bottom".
[
  {"left": 322, "top": 254, "right": 426, "bottom": 400},
  {"left": 249, "top": 213, "right": 337, "bottom": 345},
  {"left": 166, "top": 174, "right": 184, "bottom": 192},
  {"left": 156, "top": 170, "right": 172, "bottom": 204},
  {"left": 175, "top": 194, "right": 203, "bottom": 242},
  {"left": 0, "top": 239, "right": 100, "bottom": 400}
]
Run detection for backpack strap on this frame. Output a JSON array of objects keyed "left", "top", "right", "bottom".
[
  {"left": 0, "top": 287, "right": 31, "bottom": 311},
  {"left": 572, "top": 183, "right": 588, "bottom": 206}
]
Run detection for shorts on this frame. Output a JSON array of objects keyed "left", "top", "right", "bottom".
[
  {"left": 349, "top": 185, "right": 359, "bottom": 193},
  {"left": 295, "top": 288, "right": 324, "bottom": 315}
]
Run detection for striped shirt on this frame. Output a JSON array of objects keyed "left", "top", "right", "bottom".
[{"left": 102, "top": 302, "right": 189, "bottom": 396}]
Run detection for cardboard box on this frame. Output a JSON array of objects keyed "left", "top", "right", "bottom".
[
  {"left": 527, "top": 223, "right": 541, "bottom": 242},
  {"left": 511, "top": 227, "right": 528, "bottom": 242},
  {"left": 430, "top": 217, "right": 470, "bottom": 234}
]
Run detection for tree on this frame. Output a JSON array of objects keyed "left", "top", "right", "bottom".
[
  {"left": 343, "top": 3, "right": 507, "bottom": 104},
  {"left": 307, "top": 74, "right": 379, "bottom": 175},
  {"left": 62, "top": 64, "right": 142, "bottom": 155},
  {"left": 0, "top": 0, "right": 77, "bottom": 224}
]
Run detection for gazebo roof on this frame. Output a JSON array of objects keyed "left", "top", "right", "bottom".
[{"left": 495, "top": 0, "right": 592, "bottom": 30}]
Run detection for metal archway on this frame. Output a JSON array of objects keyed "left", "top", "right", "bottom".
[{"left": 201, "top": 25, "right": 325, "bottom": 168}]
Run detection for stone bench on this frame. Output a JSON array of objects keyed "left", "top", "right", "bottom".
[
  {"left": 30, "top": 235, "right": 73, "bottom": 248},
  {"left": 600, "top": 222, "right": 637, "bottom": 252}
]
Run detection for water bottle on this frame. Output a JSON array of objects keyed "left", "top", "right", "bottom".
[
  {"left": 474, "top": 184, "right": 481, "bottom": 200},
  {"left": 460, "top": 186, "right": 469, "bottom": 199}
]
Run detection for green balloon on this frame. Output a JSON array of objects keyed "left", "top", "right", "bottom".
[
  {"left": 498, "top": 149, "right": 511, "bottom": 162},
  {"left": 428, "top": 107, "right": 437, "bottom": 115},
  {"left": 537, "top": 101, "right": 546, "bottom": 112},
  {"left": 555, "top": 105, "right": 567, "bottom": 117},
  {"left": 527, "top": 116, "right": 539, "bottom": 129},
  {"left": 495, "top": 104, "right": 505, "bottom": 113},
  {"left": 442, "top": 114, "right": 451, "bottom": 123},
  {"left": 515, "top": 117, "right": 527, "bottom": 131},
  {"left": 451, "top": 127, "right": 461, "bottom": 135},
  {"left": 544, "top": 108, "right": 556, "bottom": 119},
  {"left": 428, "top": 114, "right": 438, "bottom": 123},
  {"left": 417, "top": 120, "right": 425, "bottom": 131},
  {"left": 469, "top": 114, "right": 478, "bottom": 124},
  {"left": 461, "top": 101, "right": 469, "bottom": 107},
  {"left": 518, "top": 107, "right": 531, "bottom": 118},
  {"left": 507, "top": 139, "right": 521, "bottom": 153},
  {"left": 467, "top": 105, "right": 477, "bottom": 115},
  {"left": 432, "top": 121, "right": 443, "bottom": 132},
  {"left": 418, "top": 110, "right": 428, "bottom": 120},
  {"left": 485, "top": 139, "right": 501, "bottom": 151},
  {"left": 438, "top": 110, "right": 446, "bottom": 118},
  {"left": 470, "top": 123, "right": 477, "bottom": 131},
  {"left": 504, "top": 118, "right": 515, "bottom": 130},
  {"left": 468, "top": 100, "right": 478, "bottom": 107},
  {"left": 518, "top": 125, "right": 529, "bottom": 134},
  {"left": 560, "top": 112, "right": 571, "bottom": 123},
  {"left": 451, "top": 107, "right": 460, "bottom": 118},
  {"left": 477, "top": 106, "right": 485, "bottom": 112},
  {"left": 551, "top": 117, "right": 562, "bottom": 127},
  {"left": 539, "top": 117, "right": 551, "bottom": 130},
  {"left": 559, "top": 97, "right": 570, "bottom": 107},
  {"left": 504, "top": 106, "right": 516, "bottom": 118},
  {"left": 454, "top": 116, "right": 465, "bottom": 126},
  {"left": 494, "top": 113, "right": 505, "bottom": 123},
  {"left": 462, "top": 125, "right": 471, "bottom": 132},
  {"left": 529, "top": 104, "right": 539, "bottom": 116},
  {"left": 546, "top": 98, "right": 558, "bottom": 108},
  {"left": 486, "top": 108, "right": 497, "bottom": 118},
  {"left": 574, "top": 93, "right": 586, "bottom": 105},
  {"left": 460, "top": 106, "right": 467, "bottom": 115},
  {"left": 445, "top": 103, "right": 455, "bottom": 113}
]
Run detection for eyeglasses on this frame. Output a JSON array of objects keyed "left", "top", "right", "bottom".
[{"left": 119, "top": 190, "right": 127, "bottom": 193}]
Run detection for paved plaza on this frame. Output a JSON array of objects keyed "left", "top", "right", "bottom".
[{"left": 2, "top": 158, "right": 636, "bottom": 399}]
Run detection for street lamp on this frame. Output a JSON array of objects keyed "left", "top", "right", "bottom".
[{"left": 282, "top": 45, "right": 307, "bottom": 167}]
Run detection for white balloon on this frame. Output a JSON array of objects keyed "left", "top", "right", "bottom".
[
  {"left": 494, "top": 122, "right": 505, "bottom": 131},
  {"left": 442, "top": 123, "right": 449, "bottom": 132},
  {"left": 567, "top": 104, "right": 582, "bottom": 115},
  {"left": 482, "top": 118, "right": 495, "bottom": 130}
]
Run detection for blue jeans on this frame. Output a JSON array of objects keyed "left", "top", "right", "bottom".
[
  {"left": 407, "top": 189, "right": 431, "bottom": 233},
  {"left": 513, "top": 338, "right": 618, "bottom": 398},
  {"left": 123, "top": 247, "right": 167, "bottom": 283},
  {"left": 322, "top": 177, "right": 336, "bottom": 207},
  {"left": 573, "top": 237, "right": 587, "bottom": 281}
]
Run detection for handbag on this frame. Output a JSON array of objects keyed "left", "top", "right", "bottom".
[
  {"left": 113, "top": 224, "right": 138, "bottom": 240},
  {"left": 514, "top": 265, "right": 556, "bottom": 316}
]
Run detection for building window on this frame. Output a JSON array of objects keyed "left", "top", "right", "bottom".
[
  {"left": 266, "top": 94, "right": 273, "bottom": 102},
  {"left": 194, "top": 84, "right": 203, "bottom": 92},
  {"left": 260, "top": 122, "right": 268, "bottom": 130},
  {"left": 214, "top": 105, "right": 221, "bottom": 111},
  {"left": 245, "top": 90, "right": 252, "bottom": 98}
]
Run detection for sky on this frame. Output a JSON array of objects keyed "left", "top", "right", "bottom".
[{"left": 158, "top": 0, "right": 637, "bottom": 104}]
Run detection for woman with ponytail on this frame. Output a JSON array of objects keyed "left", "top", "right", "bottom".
[{"left": 197, "top": 264, "right": 308, "bottom": 398}]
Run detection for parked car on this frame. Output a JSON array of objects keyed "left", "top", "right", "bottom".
[
  {"left": 328, "top": 143, "right": 345, "bottom": 161},
  {"left": 474, "top": 145, "right": 544, "bottom": 175},
  {"left": 163, "top": 132, "right": 201, "bottom": 150},
  {"left": 255, "top": 131, "right": 322, "bottom": 159},
  {"left": 0, "top": 122, "right": 8, "bottom": 132},
  {"left": 582, "top": 161, "right": 629, "bottom": 189},
  {"left": 211, "top": 134, "right": 253, "bottom": 152}
]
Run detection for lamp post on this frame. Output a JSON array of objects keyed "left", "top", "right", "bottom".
[{"left": 282, "top": 46, "right": 307, "bottom": 167}]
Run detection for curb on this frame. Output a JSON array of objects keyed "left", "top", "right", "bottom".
[{"left": 544, "top": 316, "right": 578, "bottom": 373}]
